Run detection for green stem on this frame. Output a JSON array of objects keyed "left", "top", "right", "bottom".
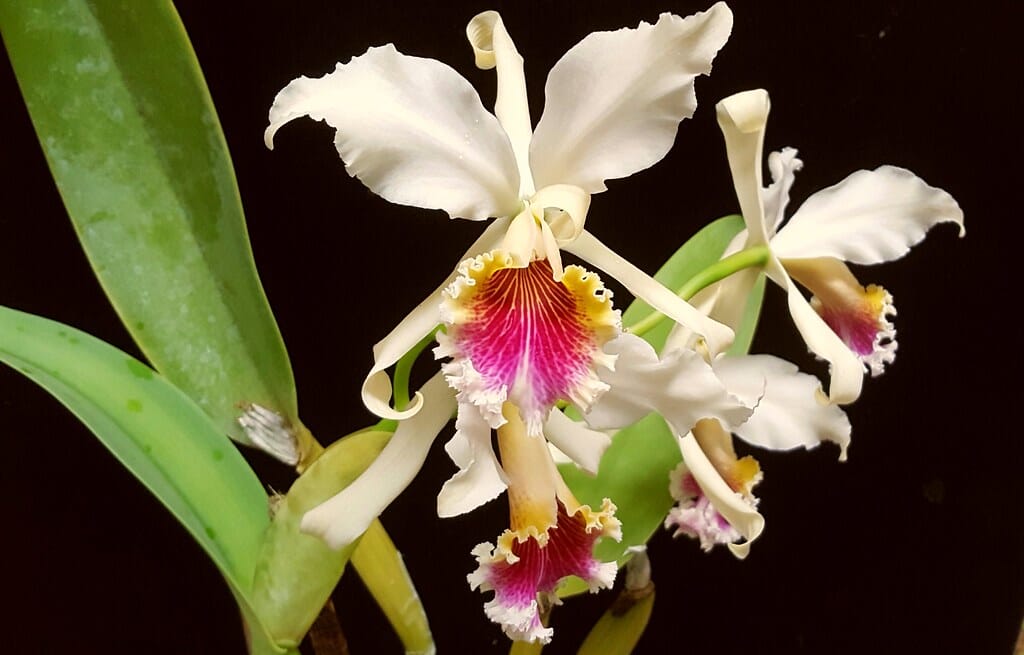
[
  {"left": 392, "top": 326, "right": 441, "bottom": 410},
  {"left": 627, "top": 245, "right": 770, "bottom": 337}
]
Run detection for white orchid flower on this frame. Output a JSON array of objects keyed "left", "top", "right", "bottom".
[
  {"left": 583, "top": 336, "right": 851, "bottom": 557},
  {"left": 675, "top": 89, "right": 964, "bottom": 404},
  {"left": 265, "top": 7, "right": 743, "bottom": 640},
  {"left": 265, "top": 4, "right": 736, "bottom": 425}
]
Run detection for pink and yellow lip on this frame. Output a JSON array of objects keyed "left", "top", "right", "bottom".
[
  {"left": 812, "top": 283, "right": 897, "bottom": 375},
  {"left": 784, "top": 257, "right": 898, "bottom": 377},
  {"left": 437, "top": 251, "right": 620, "bottom": 435},
  {"left": 469, "top": 499, "right": 620, "bottom": 644}
]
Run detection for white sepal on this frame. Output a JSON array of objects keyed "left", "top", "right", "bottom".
[
  {"left": 567, "top": 230, "right": 734, "bottom": 356},
  {"left": 301, "top": 372, "right": 456, "bottom": 549}
]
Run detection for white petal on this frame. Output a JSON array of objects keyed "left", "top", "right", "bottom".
[
  {"left": 567, "top": 230, "right": 734, "bottom": 356},
  {"left": 266, "top": 44, "right": 520, "bottom": 220},
  {"left": 585, "top": 334, "right": 751, "bottom": 434},
  {"left": 466, "top": 12, "right": 535, "bottom": 196},
  {"left": 529, "top": 3, "right": 733, "bottom": 193},
  {"left": 437, "top": 403, "right": 508, "bottom": 517},
  {"left": 679, "top": 433, "right": 764, "bottom": 559},
  {"left": 301, "top": 372, "right": 456, "bottom": 549},
  {"left": 776, "top": 265, "right": 864, "bottom": 405},
  {"left": 362, "top": 217, "right": 508, "bottom": 420},
  {"left": 543, "top": 409, "right": 612, "bottom": 475},
  {"left": 712, "top": 355, "right": 852, "bottom": 460},
  {"left": 763, "top": 148, "right": 803, "bottom": 235},
  {"left": 771, "top": 166, "right": 965, "bottom": 263},
  {"left": 716, "top": 89, "right": 771, "bottom": 246}
]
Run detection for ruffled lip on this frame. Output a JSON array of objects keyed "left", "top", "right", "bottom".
[
  {"left": 436, "top": 252, "right": 620, "bottom": 436},
  {"left": 469, "top": 499, "right": 620, "bottom": 643}
]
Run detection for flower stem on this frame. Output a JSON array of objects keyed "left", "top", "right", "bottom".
[
  {"left": 392, "top": 326, "right": 441, "bottom": 411},
  {"left": 627, "top": 245, "right": 770, "bottom": 337}
]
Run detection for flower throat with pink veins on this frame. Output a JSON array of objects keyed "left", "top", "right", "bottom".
[{"left": 436, "top": 251, "right": 620, "bottom": 435}]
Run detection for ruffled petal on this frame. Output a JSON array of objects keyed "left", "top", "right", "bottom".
[
  {"left": 301, "top": 372, "right": 456, "bottom": 549},
  {"left": 437, "top": 402, "right": 509, "bottom": 518},
  {"left": 530, "top": 4, "right": 734, "bottom": 193},
  {"left": 362, "top": 217, "right": 508, "bottom": 420},
  {"left": 712, "top": 355, "right": 852, "bottom": 460},
  {"left": 716, "top": 89, "right": 771, "bottom": 246},
  {"left": 678, "top": 432, "right": 764, "bottom": 559},
  {"left": 775, "top": 264, "right": 865, "bottom": 405},
  {"left": 763, "top": 148, "right": 803, "bottom": 235},
  {"left": 543, "top": 409, "right": 612, "bottom": 475},
  {"left": 436, "top": 253, "right": 620, "bottom": 436},
  {"left": 266, "top": 44, "right": 520, "bottom": 220},
  {"left": 584, "top": 334, "right": 752, "bottom": 433},
  {"left": 770, "top": 166, "right": 965, "bottom": 264},
  {"left": 567, "top": 230, "right": 734, "bottom": 356}
]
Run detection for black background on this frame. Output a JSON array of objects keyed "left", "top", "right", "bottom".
[{"left": 2, "top": 1, "right": 1020, "bottom": 654}]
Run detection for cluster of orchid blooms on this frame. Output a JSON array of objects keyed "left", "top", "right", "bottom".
[{"left": 264, "top": 3, "right": 963, "bottom": 644}]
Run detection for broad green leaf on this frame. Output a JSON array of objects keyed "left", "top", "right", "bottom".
[
  {"left": 252, "top": 430, "right": 390, "bottom": 648},
  {"left": 0, "top": 305, "right": 290, "bottom": 655},
  {"left": 0, "top": 1, "right": 298, "bottom": 452},
  {"left": 622, "top": 214, "right": 745, "bottom": 352}
]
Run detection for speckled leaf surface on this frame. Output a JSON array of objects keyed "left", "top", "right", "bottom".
[{"left": 0, "top": 1, "right": 296, "bottom": 446}]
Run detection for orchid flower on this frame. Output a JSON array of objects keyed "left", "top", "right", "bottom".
[
  {"left": 664, "top": 354, "right": 851, "bottom": 553},
  {"left": 265, "top": 6, "right": 744, "bottom": 640},
  {"left": 264, "top": 4, "right": 736, "bottom": 425},
  {"left": 583, "top": 337, "right": 850, "bottom": 557},
  {"left": 265, "top": 7, "right": 738, "bottom": 538},
  {"left": 674, "top": 89, "right": 964, "bottom": 404}
]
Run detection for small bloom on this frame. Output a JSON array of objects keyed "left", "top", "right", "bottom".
[
  {"left": 679, "top": 89, "right": 964, "bottom": 404},
  {"left": 665, "top": 418, "right": 761, "bottom": 552},
  {"left": 468, "top": 404, "right": 620, "bottom": 643}
]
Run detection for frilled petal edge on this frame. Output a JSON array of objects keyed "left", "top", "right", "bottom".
[{"left": 362, "top": 217, "right": 509, "bottom": 420}]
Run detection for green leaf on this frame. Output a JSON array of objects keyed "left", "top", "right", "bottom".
[
  {"left": 0, "top": 0, "right": 297, "bottom": 450},
  {"left": 0, "top": 305, "right": 290, "bottom": 655},
  {"left": 621, "top": 214, "right": 745, "bottom": 352},
  {"left": 251, "top": 430, "right": 391, "bottom": 648}
]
